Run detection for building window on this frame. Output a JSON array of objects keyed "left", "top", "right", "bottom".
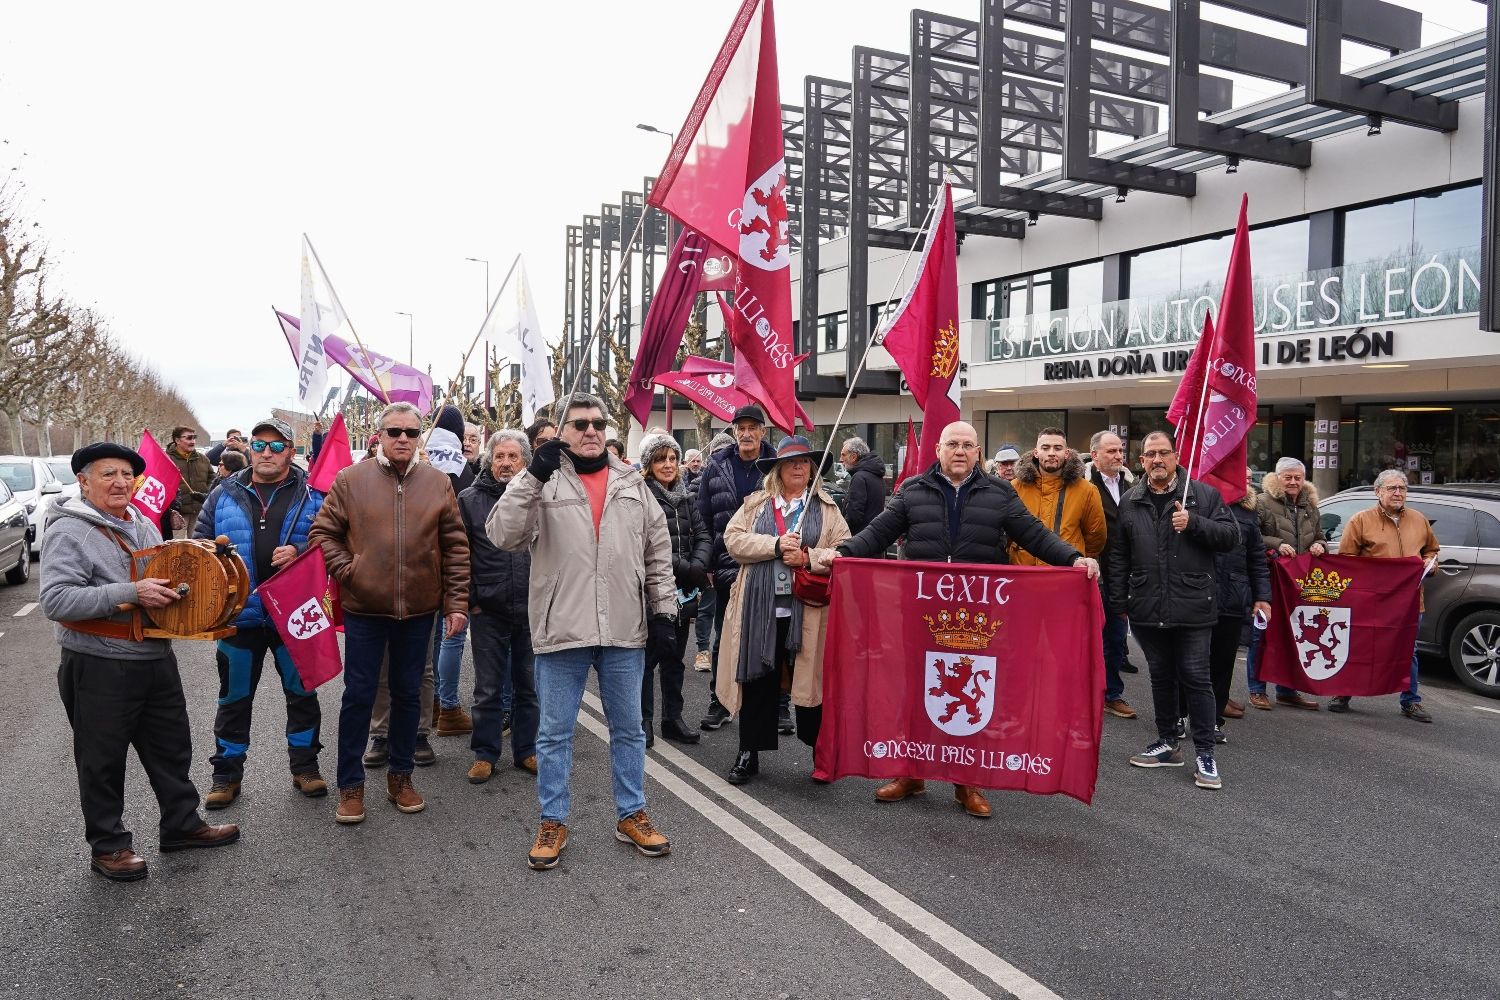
[
  {"left": 973, "top": 270, "right": 1055, "bottom": 321},
  {"left": 1127, "top": 218, "right": 1312, "bottom": 302},
  {"left": 820, "top": 312, "right": 848, "bottom": 352},
  {"left": 1341, "top": 183, "right": 1481, "bottom": 266},
  {"left": 984, "top": 410, "right": 1066, "bottom": 459},
  {"left": 1353, "top": 402, "right": 1500, "bottom": 487},
  {"left": 1067, "top": 261, "right": 1104, "bottom": 312}
]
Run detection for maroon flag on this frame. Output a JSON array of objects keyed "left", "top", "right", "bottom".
[
  {"left": 625, "top": 229, "right": 711, "bottom": 426},
  {"left": 648, "top": 0, "right": 799, "bottom": 432},
  {"left": 814, "top": 558, "right": 1104, "bottom": 803},
  {"left": 655, "top": 359, "right": 813, "bottom": 426},
  {"left": 307, "top": 413, "right": 353, "bottom": 494},
  {"left": 1259, "top": 553, "right": 1423, "bottom": 697},
  {"left": 260, "top": 545, "right": 344, "bottom": 691},
  {"left": 1167, "top": 313, "right": 1213, "bottom": 463},
  {"left": 131, "top": 429, "right": 182, "bottom": 525},
  {"left": 893, "top": 418, "right": 921, "bottom": 491},
  {"left": 879, "top": 184, "right": 960, "bottom": 473}
]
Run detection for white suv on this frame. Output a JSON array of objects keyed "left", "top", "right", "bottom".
[{"left": 0, "top": 455, "right": 65, "bottom": 557}]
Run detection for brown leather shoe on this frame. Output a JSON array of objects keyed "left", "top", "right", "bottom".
[
  {"left": 528, "top": 820, "right": 568, "bottom": 870},
  {"left": 1249, "top": 693, "right": 1274, "bottom": 711},
  {"left": 292, "top": 772, "right": 328, "bottom": 798},
  {"left": 204, "top": 781, "right": 240, "bottom": 810},
  {"left": 467, "top": 759, "right": 494, "bottom": 784},
  {"left": 515, "top": 755, "right": 538, "bottom": 775},
  {"left": 1104, "top": 698, "right": 1137, "bottom": 719},
  {"left": 91, "top": 848, "right": 148, "bottom": 882},
  {"left": 1223, "top": 699, "right": 1246, "bottom": 719},
  {"left": 954, "top": 784, "right": 992, "bottom": 818},
  {"left": 387, "top": 772, "right": 425, "bottom": 813},
  {"left": 336, "top": 785, "right": 366, "bottom": 824},
  {"left": 616, "top": 810, "right": 671, "bottom": 857},
  {"left": 160, "top": 823, "right": 241, "bottom": 852},
  {"left": 874, "top": 777, "right": 925, "bottom": 802},
  {"left": 1276, "top": 692, "right": 1321, "bottom": 711},
  {"left": 435, "top": 706, "right": 474, "bottom": 736}
]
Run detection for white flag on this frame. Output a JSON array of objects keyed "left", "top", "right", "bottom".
[
  {"left": 297, "top": 236, "right": 346, "bottom": 411},
  {"left": 489, "top": 259, "right": 554, "bottom": 425}
]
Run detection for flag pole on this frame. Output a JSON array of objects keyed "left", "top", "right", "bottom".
[
  {"left": 304, "top": 234, "right": 390, "bottom": 405},
  {"left": 1179, "top": 317, "right": 1219, "bottom": 502},
  {"left": 565, "top": 208, "right": 652, "bottom": 405},
  {"left": 814, "top": 182, "right": 947, "bottom": 476},
  {"left": 452, "top": 251, "right": 523, "bottom": 399}
]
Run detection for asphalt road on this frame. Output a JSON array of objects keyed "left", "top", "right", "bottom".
[{"left": 1, "top": 569, "right": 1496, "bottom": 1000}]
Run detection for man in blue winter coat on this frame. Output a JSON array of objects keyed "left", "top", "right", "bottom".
[{"left": 193, "top": 417, "right": 326, "bottom": 807}]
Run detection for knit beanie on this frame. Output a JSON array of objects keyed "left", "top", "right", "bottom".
[
  {"left": 638, "top": 433, "right": 682, "bottom": 471},
  {"left": 435, "top": 405, "right": 465, "bottom": 439}
]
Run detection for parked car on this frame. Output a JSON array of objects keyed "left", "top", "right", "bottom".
[
  {"left": 0, "top": 456, "right": 64, "bottom": 557},
  {"left": 0, "top": 479, "right": 29, "bottom": 585},
  {"left": 1319, "top": 483, "right": 1500, "bottom": 698},
  {"left": 43, "top": 457, "right": 82, "bottom": 502}
]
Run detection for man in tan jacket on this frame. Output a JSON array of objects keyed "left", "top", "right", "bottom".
[
  {"left": 309, "top": 402, "right": 471, "bottom": 823},
  {"left": 1334, "top": 469, "right": 1438, "bottom": 722},
  {"left": 488, "top": 392, "right": 678, "bottom": 870},
  {"left": 1008, "top": 428, "right": 1107, "bottom": 567}
]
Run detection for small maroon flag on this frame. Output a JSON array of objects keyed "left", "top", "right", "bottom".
[
  {"left": 814, "top": 558, "right": 1104, "bottom": 803},
  {"left": 260, "top": 545, "right": 344, "bottom": 691},
  {"left": 894, "top": 418, "right": 921, "bottom": 491},
  {"left": 131, "top": 429, "right": 182, "bottom": 525},
  {"left": 307, "top": 413, "right": 354, "bottom": 494},
  {"left": 1259, "top": 553, "right": 1423, "bottom": 696},
  {"left": 625, "top": 228, "right": 710, "bottom": 427}
]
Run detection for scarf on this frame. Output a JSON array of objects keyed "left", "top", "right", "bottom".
[
  {"left": 736, "top": 491, "right": 825, "bottom": 685},
  {"left": 570, "top": 449, "right": 610, "bottom": 475},
  {"left": 647, "top": 474, "right": 690, "bottom": 505}
]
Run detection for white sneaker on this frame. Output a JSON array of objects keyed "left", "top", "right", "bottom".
[
  {"left": 693, "top": 651, "right": 711, "bottom": 672},
  {"left": 1194, "top": 754, "right": 1222, "bottom": 790}
]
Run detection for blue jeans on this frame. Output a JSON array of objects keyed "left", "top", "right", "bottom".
[
  {"left": 1401, "top": 614, "right": 1424, "bottom": 706},
  {"left": 1246, "top": 624, "right": 1304, "bottom": 699},
  {"left": 339, "top": 612, "right": 435, "bottom": 789},
  {"left": 1102, "top": 612, "right": 1127, "bottom": 702},
  {"left": 694, "top": 586, "right": 716, "bottom": 654},
  {"left": 470, "top": 612, "right": 538, "bottom": 764},
  {"left": 433, "top": 619, "right": 469, "bottom": 710},
  {"left": 533, "top": 645, "right": 646, "bottom": 822}
]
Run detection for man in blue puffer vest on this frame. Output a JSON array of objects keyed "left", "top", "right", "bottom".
[{"left": 193, "top": 417, "right": 326, "bottom": 808}]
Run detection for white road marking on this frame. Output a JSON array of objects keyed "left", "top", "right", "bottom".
[
  {"left": 1473, "top": 705, "right": 1500, "bottom": 716},
  {"left": 573, "top": 706, "right": 992, "bottom": 1000},
  {"left": 581, "top": 692, "right": 1063, "bottom": 1000},
  {"left": 13, "top": 603, "right": 37, "bottom": 617}
]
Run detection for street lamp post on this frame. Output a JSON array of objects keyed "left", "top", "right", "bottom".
[
  {"left": 395, "top": 311, "right": 413, "bottom": 365},
  {"left": 464, "top": 256, "right": 491, "bottom": 311}
]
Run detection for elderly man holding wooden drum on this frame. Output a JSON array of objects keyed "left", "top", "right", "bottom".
[{"left": 40, "top": 442, "right": 241, "bottom": 883}]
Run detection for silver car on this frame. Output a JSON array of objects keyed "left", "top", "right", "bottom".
[
  {"left": 1320, "top": 484, "right": 1500, "bottom": 698},
  {"left": 0, "top": 455, "right": 65, "bottom": 557}
]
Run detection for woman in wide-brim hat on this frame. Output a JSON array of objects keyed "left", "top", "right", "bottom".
[{"left": 714, "top": 435, "right": 850, "bottom": 785}]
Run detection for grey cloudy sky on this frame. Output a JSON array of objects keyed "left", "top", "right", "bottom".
[{"left": 0, "top": 1, "right": 1484, "bottom": 435}]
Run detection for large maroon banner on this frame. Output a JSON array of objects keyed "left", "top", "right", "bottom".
[
  {"left": 1258, "top": 553, "right": 1423, "bottom": 696},
  {"left": 814, "top": 558, "right": 1104, "bottom": 803}
]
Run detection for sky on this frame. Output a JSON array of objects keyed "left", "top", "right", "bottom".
[{"left": 0, "top": 1, "right": 1486, "bottom": 437}]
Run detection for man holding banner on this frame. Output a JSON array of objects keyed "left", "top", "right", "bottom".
[{"left": 835, "top": 420, "right": 1094, "bottom": 817}]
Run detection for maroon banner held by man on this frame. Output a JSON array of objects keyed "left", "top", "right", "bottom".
[
  {"left": 260, "top": 545, "right": 345, "bottom": 691},
  {"left": 1258, "top": 553, "right": 1423, "bottom": 696},
  {"left": 814, "top": 558, "right": 1104, "bottom": 804}
]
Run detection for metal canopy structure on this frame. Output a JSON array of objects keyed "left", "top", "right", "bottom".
[
  {"left": 1308, "top": 0, "right": 1458, "bottom": 131},
  {"left": 798, "top": 76, "right": 854, "bottom": 396}
]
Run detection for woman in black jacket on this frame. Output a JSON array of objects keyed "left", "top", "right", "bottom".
[{"left": 639, "top": 434, "right": 713, "bottom": 746}]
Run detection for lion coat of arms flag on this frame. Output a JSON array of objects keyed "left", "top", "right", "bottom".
[
  {"left": 1259, "top": 553, "right": 1424, "bottom": 697},
  {"left": 131, "top": 429, "right": 182, "bottom": 526},
  {"left": 259, "top": 545, "right": 344, "bottom": 691},
  {"left": 814, "top": 558, "right": 1104, "bottom": 803}
]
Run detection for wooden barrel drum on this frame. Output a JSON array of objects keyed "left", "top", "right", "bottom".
[{"left": 138, "top": 537, "right": 249, "bottom": 637}]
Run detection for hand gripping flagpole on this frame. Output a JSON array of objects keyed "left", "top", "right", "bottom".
[
  {"left": 564, "top": 208, "right": 653, "bottom": 406},
  {"left": 814, "top": 178, "right": 949, "bottom": 477},
  {"left": 452, "top": 251, "right": 523, "bottom": 400},
  {"left": 303, "top": 234, "right": 390, "bottom": 405}
]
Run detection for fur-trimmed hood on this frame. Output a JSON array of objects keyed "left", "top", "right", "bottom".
[
  {"left": 1261, "top": 471, "right": 1319, "bottom": 508},
  {"left": 1015, "top": 449, "right": 1086, "bottom": 485}
]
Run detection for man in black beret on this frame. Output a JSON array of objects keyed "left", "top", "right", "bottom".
[{"left": 39, "top": 443, "right": 240, "bottom": 882}]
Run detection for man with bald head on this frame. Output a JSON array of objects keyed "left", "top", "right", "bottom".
[{"left": 836, "top": 420, "right": 1097, "bottom": 818}]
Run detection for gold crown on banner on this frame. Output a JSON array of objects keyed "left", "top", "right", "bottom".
[
  {"left": 1295, "top": 567, "right": 1352, "bottom": 603},
  {"left": 924, "top": 607, "right": 1000, "bottom": 650},
  {"left": 930, "top": 320, "right": 960, "bottom": 380}
]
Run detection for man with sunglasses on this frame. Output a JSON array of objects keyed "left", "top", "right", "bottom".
[
  {"left": 488, "top": 392, "right": 677, "bottom": 870},
  {"left": 311, "top": 402, "right": 470, "bottom": 825},
  {"left": 167, "top": 425, "right": 215, "bottom": 537},
  {"left": 194, "top": 418, "right": 328, "bottom": 808}
]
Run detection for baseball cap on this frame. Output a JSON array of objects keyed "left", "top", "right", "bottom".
[
  {"left": 994, "top": 445, "right": 1021, "bottom": 463},
  {"left": 730, "top": 404, "right": 766, "bottom": 426},
  {"left": 251, "top": 417, "right": 295, "bottom": 442}
]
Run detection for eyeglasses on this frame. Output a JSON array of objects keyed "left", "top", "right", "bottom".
[
  {"left": 383, "top": 427, "right": 423, "bottom": 439},
  {"left": 568, "top": 418, "right": 608, "bottom": 433},
  {"left": 941, "top": 442, "right": 979, "bottom": 451},
  {"left": 250, "top": 440, "right": 289, "bottom": 454},
  {"left": 1141, "top": 449, "right": 1175, "bottom": 459}
]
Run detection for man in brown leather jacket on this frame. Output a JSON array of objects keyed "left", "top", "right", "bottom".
[{"left": 309, "top": 402, "right": 470, "bottom": 824}]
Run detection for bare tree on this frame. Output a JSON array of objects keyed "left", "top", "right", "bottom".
[
  {"left": 589, "top": 325, "right": 634, "bottom": 434},
  {"left": 0, "top": 185, "right": 70, "bottom": 453}
]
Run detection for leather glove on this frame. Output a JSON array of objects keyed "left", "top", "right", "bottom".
[
  {"left": 528, "top": 439, "right": 567, "bottom": 483},
  {"left": 648, "top": 614, "right": 677, "bottom": 666},
  {"left": 688, "top": 564, "right": 710, "bottom": 589}
]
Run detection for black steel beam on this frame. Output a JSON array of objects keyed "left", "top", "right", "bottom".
[
  {"left": 1213, "top": 0, "right": 1421, "bottom": 54},
  {"left": 598, "top": 204, "right": 619, "bottom": 376},
  {"left": 849, "top": 46, "right": 908, "bottom": 394},
  {"left": 1308, "top": 0, "right": 1458, "bottom": 131},
  {"left": 798, "top": 76, "right": 853, "bottom": 398},
  {"left": 564, "top": 224, "right": 579, "bottom": 388},
  {"left": 1481, "top": 0, "right": 1500, "bottom": 333},
  {"left": 783, "top": 103, "right": 805, "bottom": 253},
  {"left": 578, "top": 215, "right": 599, "bottom": 391},
  {"left": 1168, "top": 1, "right": 1311, "bottom": 168},
  {"left": 1062, "top": 3, "right": 1196, "bottom": 196}
]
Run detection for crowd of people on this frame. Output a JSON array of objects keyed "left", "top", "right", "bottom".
[{"left": 37, "top": 397, "right": 1438, "bottom": 881}]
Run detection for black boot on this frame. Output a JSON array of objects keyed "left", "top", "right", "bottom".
[
  {"left": 726, "top": 750, "right": 759, "bottom": 785},
  {"left": 642, "top": 721, "right": 655, "bottom": 749},
  {"left": 700, "top": 702, "right": 731, "bottom": 731},
  {"left": 661, "top": 718, "right": 701, "bottom": 745}
]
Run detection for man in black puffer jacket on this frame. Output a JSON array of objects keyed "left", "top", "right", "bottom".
[
  {"left": 695, "top": 406, "right": 777, "bottom": 731},
  {"left": 1110, "top": 431, "right": 1238, "bottom": 791},
  {"left": 457, "top": 429, "right": 539, "bottom": 783},
  {"left": 839, "top": 436, "right": 888, "bottom": 538},
  {"left": 835, "top": 420, "right": 1094, "bottom": 820}
]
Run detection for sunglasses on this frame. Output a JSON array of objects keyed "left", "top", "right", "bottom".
[
  {"left": 383, "top": 427, "right": 423, "bottom": 439},
  {"left": 250, "top": 440, "right": 290, "bottom": 454},
  {"left": 567, "top": 418, "right": 608, "bottom": 432}
]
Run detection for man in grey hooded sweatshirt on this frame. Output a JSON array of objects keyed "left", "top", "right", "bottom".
[{"left": 40, "top": 442, "right": 239, "bottom": 882}]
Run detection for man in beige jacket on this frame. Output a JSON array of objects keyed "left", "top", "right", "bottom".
[{"left": 488, "top": 392, "right": 679, "bottom": 870}]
